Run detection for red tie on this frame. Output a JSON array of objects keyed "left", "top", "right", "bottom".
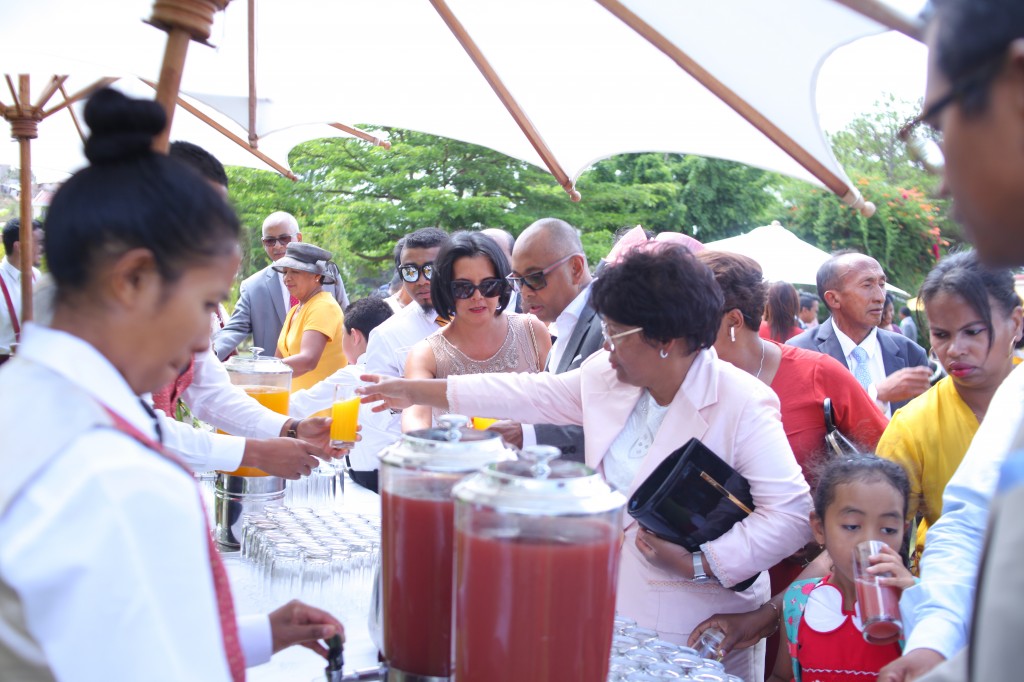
[
  {"left": 289, "top": 294, "right": 299, "bottom": 308},
  {"left": 150, "top": 355, "right": 197, "bottom": 417},
  {"left": 102, "top": 405, "right": 247, "bottom": 682}
]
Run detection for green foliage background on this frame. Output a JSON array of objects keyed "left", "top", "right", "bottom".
[{"left": 219, "top": 97, "right": 950, "bottom": 306}]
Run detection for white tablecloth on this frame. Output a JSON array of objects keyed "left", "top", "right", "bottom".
[{"left": 224, "top": 473, "right": 383, "bottom": 681}]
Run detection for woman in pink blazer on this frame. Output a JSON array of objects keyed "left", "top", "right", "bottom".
[{"left": 361, "top": 244, "right": 812, "bottom": 681}]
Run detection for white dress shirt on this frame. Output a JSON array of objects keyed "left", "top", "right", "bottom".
[
  {"left": 0, "top": 256, "right": 40, "bottom": 354},
  {"left": 0, "top": 324, "right": 272, "bottom": 679},
  {"left": 833, "top": 325, "right": 890, "bottom": 416},
  {"left": 155, "top": 347, "right": 290, "bottom": 473},
  {"left": 364, "top": 303, "right": 440, "bottom": 378},
  {"left": 289, "top": 354, "right": 402, "bottom": 470},
  {"left": 900, "top": 362, "right": 1024, "bottom": 659}
]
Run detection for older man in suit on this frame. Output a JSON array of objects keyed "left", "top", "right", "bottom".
[
  {"left": 787, "top": 250, "right": 930, "bottom": 414},
  {"left": 487, "top": 218, "right": 603, "bottom": 461},
  {"left": 213, "top": 212, "right": 348, "bottom": 360}
]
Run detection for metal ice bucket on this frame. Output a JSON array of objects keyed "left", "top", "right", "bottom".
[{"left": 214, "top": 473, "right": 286, "bottom": 548}]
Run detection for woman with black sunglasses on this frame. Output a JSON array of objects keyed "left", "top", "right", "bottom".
[{"left": 401, "top": 231, "right": 551, "bottom": 430}]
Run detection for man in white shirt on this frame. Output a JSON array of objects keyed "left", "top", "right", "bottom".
[
  {"left": 291, "top": 296, "right": 398, "bottom": 491},
  {"left": 797, "top": 291, "right": 820, "bottom": 330},
  {"left": 787, "top": 251, "right": 930, "bottom": 415},
  {"left": 0, "top": 217, "right": 43, "bottom": 362},
  {"left": 364, "top": 227, "right": 450, "bottom": 379},
  {"left": 489, "top": 218, "right": 603, "bottom": 461},
  {"left": 877, "top": 2, "right": 1024, "bottom": 680}
]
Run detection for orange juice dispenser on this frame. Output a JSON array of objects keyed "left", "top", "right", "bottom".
[{"left": 215, "top": 347, "right": 292, "bottom": 548}]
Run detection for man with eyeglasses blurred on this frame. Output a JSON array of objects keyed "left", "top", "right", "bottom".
[
  {"left": 874, "top": 1, "right": 1024, "bottom": 681},
  {"left": 213, "top": 211, "right": 347, "bottom": 360},
  {"left": 485, "top": 218, "right": 601, "bottom": 462},
  {"left": 364, "top": 227, "right": 451, "bottom": 381}
]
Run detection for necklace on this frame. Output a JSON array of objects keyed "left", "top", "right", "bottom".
[{"left": 755, "top": 339, "right": 766, "bottom": 380}]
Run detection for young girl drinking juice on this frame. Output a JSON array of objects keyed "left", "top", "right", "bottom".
[{"left": 768, "top": 455, "right": 915, "bottom": 681}]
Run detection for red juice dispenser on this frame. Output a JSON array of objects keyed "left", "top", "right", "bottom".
[
  {"left": 378, "top": 414, "right": 512, "bottom": 682},
  {"left": 452, "top": 446, "right": 626, "bottom": 682}
]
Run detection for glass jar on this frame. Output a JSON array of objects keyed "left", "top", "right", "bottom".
[
  {"left": 379, "top": 415, "right": 512, "bottom": 680},
  {"left": 452, "top": 446, "right": 626, "bottom": 682},
  {"left": 221, "top": 347, "right": 293, "bottom": 475}
]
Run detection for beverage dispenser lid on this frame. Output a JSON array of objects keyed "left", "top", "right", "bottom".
[
  {"left": 379, "top": 414, "right": 514, "bottom": 472},
  {"left": 453, "top": 445, "right": 626, "bottom": 515},
  {"left": 223, "top": 347, "right": 293, "bottom": 374}
]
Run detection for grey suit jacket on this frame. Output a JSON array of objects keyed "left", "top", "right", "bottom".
[
  {"left": 786, "top": 317, "right": 928, "bottom": 411},
  {"left": 533, "top": 299, "right": 604, "bottom": 462},
  {"left": 213, "top": 265, "right": 286, "bottom": 360}
]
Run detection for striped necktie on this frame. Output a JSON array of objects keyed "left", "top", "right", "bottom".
[{"left": 850, "top": 346, "right": 872, "bottom": 390}]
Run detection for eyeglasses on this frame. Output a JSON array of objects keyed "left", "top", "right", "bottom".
[
  {"left": 601, "top": 320, "right": 643, "bottom": 351},
  {"left": 262, "top": 233, "right": 297, "bottom": 247},
  {"left": 451, "top": 278, "right": 507, "bottom": 299},
  {"left": 506, "top": 252, "right": 580, "bottom": 292},
  {"left": 398, "top": 262, "right": 434, "bottom": 283},
  {"left": 898, "top": 52, "right": 1007, "bottom": 175}
]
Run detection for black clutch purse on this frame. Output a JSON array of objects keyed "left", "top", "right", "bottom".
[{"left": 628, "top": 437, "right": 759, "bottom": 591}]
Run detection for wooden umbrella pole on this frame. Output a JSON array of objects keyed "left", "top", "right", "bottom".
[
  {"left": 328, "top": 123, "right": 392, "bottom": 149},
  {"left": 147, "top": 0, "right": 232, "bottom": 153},
  {"left": 43, "top": 77, "right": 120, "bottom": 118},
  {"left": 9, "top": 75, "right": 39, "bottom": 327},
  {"left": 247, "top": 0, "right": 257, "bottom": 146},
  {"left": 153, "top": 27, "right": 192, "bottom": 152},
  {"left": 829, "top": 0, "right": 925, "bottom": 43},
  {"left": 598, "top": 0, "right": 876, "bottom": 217},
  {"left": 140, "top": 78, "right": 298, "bottom": 180},
  {"left": 429, "top": 0, "right": 581, "bottom": 201}
]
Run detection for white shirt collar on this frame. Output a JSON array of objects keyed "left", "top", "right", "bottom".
[
  {"left": 550, "top": 285, "right": 590, "bottom": 339},
  {"left": 18, "top": 323, "right": 160, "bottom": 441},
  {"left": 833, "top": 322, "right": 880, "bottom": 362}
]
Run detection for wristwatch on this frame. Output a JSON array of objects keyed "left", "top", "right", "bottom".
[{"left": 691, "top": 552, "right": 712, "bottom": 583}]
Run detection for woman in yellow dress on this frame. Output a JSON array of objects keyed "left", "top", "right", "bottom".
[
  {"left": 274, "top": 242, "right": 347, "bottom": 392},
  {"left": 877, "top": 251, "right": 1022, "bottom": 558}
]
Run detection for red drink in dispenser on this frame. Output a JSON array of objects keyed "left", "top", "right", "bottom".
[
  {"left": 381, "top": 491, "right": 455, "bottom": 676},
  {"left": 453, "top": 446, "right": 626, "bottom": 682},
  {"left": 378, "top": 415, "right": 512, "bottom": 680}
]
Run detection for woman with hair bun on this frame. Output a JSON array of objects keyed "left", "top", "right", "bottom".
[{"left": 0, "top": 88, "right": 342, "bottom": 680}]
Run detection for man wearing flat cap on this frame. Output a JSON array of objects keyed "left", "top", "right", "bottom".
[{"left": 214, "top": 212, "right": 348, "bottom": 359}]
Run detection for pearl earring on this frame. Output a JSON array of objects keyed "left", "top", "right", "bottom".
[{"left": 730, "top": 326, "right": 736, "bottom": 343}]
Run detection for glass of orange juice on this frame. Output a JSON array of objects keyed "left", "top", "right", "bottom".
[
  {"left": 472, "top": 416, "right": 498, "bottom": 430},
  {"left": 331, "top": 384, "right": 360, "bottom": 449}
]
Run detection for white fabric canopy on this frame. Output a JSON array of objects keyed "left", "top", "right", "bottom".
[
  {"left": 1, "top": 0, "right": 907, "bottom": 197},
  {"left": 704, "top": 221, "right": 910, "bottom": 295}
]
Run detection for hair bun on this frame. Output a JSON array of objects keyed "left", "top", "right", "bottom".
[{"left": 83, "top": 88, "right": 167, "bottom": 165}]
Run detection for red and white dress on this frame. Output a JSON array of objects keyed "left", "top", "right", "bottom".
[{"left": 788, "top": 575, "right": 902, "bottom": 682}]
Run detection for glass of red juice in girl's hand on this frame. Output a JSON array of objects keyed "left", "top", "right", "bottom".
[{"left": 853, "top": 540, "right": 903, "bottom": 644}]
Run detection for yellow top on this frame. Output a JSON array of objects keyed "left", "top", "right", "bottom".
[
  {"left": 277, "top": 291, "right": 347, "bottom": 392},
  {"left": 877, "top": 376, "right": 977, "bottom": 553}
]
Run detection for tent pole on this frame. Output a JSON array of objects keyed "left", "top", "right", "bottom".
[
  {"left": 146, "top": 0, "right": 231, "bottom": 153},
  {"left": 429, "top": 0, "right": 581, "bottom": 202},
  {"left": 598, "top": 0, "right": 876, "bottom": 217},
  {"left": 829, "top": 0, "right": 925, "bottom": 43},
  {"left": 328, "top": 123, "right": 392, "bottom": 149}
]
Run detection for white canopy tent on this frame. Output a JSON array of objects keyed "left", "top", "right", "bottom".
[{"left": 704, "top": 221, "right": 910, "bottom": 295}]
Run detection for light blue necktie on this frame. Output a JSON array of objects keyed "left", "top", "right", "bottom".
[{"left": 850, "top": 346, "right": 872, "bottom": 390}]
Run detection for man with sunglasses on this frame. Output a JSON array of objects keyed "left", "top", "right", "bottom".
[
  {"left": 364, "top": 227, "right": 450, "bottom": 381},
  {"left": 486, "top": 218, "right": 602, "bottom": 461},
  {"left": 213, "top": 212, "right": 346, "bottom": 360},
  {"left": 877, "top": 2, "right": 1024, "bottom": 681}
]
